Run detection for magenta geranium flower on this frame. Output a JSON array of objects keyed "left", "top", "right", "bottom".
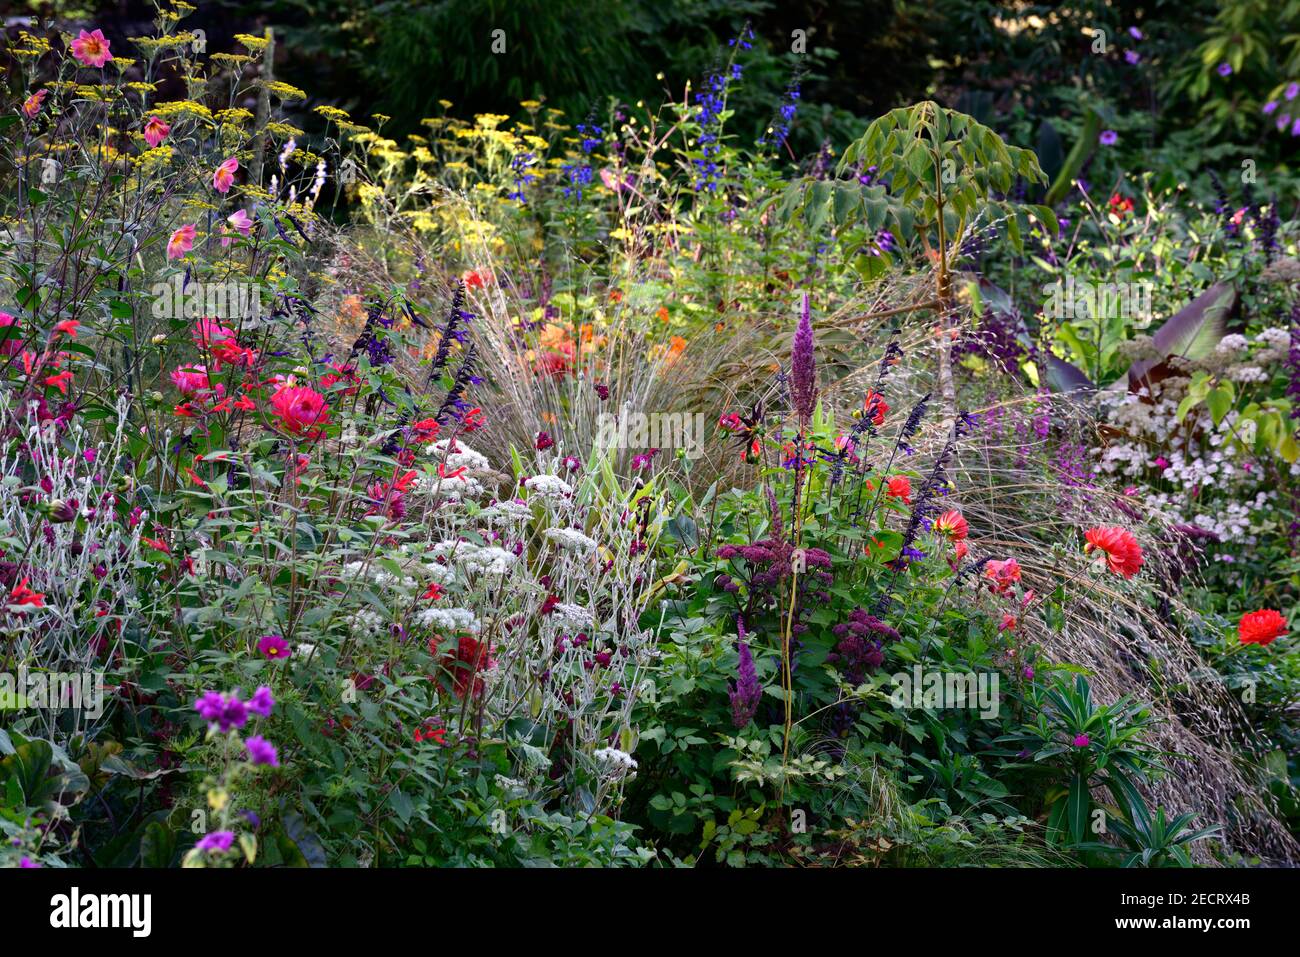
[
  {"left": 245, "top": 735, "right": 279, "bottom": 767},
  {"left": 248, "top": 685, "right": 275, "bottom": 718},
  {"left": 195, "top": 830, "right": 235, "bottom": 854},
  {"left": 70, "top": 29, "right": 113, "bottom": 68},
  {"left": 258, "top": 634, "right": 292, "bottom": 660}
]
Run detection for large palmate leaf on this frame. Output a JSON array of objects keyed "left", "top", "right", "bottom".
[{"left": 1124, "top": 283, "right": 1235, "bottom": 391}]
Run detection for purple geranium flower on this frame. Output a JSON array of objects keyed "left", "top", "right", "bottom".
[
  {"left": 195, "top": 830, "right": 236, "bottom": 854},
  {"left": 1263, "top": 100, "right": 1279, "bottom": 114},
  {"left": 248, "top": 685, "right": 274, "bottom": 718},
  {"left": 1217, "top": 62, "right": 1232, "bottom": 77},
  {"left": 1099, "top": 130, "right": 1118, "bottom": 146},
  {"left": 1128, "top": 26, "right": 1143, "bottom": 40},
  {"left": 1124, "top": 50, "right": 1140, "bottom": 65},
  {"left": 1288, "top": 82, "right": 1300, "bottom": 100},
  {"left": 195, "top": 690, "right": 248, "bottom": 732},
  {"left": 245, "top": 735, "right": 279, "bottom": 767}
]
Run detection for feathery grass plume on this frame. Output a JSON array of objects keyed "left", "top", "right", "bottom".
[{"left": 790, "top": 292, "right": 817, "bottom": 424}]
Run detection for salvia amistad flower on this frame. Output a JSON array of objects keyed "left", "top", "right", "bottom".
[
  {"left": 1083, "top": 526, "right": 1144, "bottom": 578},
  {"left": 213, "top": 156, "right": 239, "bottom": 194},
  {"left": 257, "top": 634, "right": 292, "bottom": 660},
  {"left": 790, "top": 293, "right": 817, "bottom": 423},
  {"left": 167, "top": 224, "right": 196, "bottom": 260},
  {"left": 71, "top": 29, "right": 113, "bottom": 67},
  {"left": 269, "top": 384, "right": 330, "bottom": 438},
  {"left": 728, "top": 638, "right": 762, "bottom": 728},
  {"left": 1238, "top": 609, "right": 1288, "bottom": 646},
  {"left": 245, "top": 735, "right": 279, "bottom": 767},
  {"left": 143, "top": 115, "right": 170, "bottom": 147}
]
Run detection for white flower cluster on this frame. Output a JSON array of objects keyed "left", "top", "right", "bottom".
[
  {"left": 430, "top": 539, "right": 518, "bottom": 576},
  {"left": 416, "top": 606, "right": 482, "bottom": 634},
  {"left": 550, "top": 601, "right": 593, "bottom": 631},
  {"left": 544, "top": 527, "right": 598, "bottom": 553},
  {"left": 594, "top": 747, "right": 638, "bottom": 773},
  {"left": 523, "top": 474, "right": 572, "bottom": 499},
  {"left": 479, "top": 499, "right": 532, "bottom": 525}
]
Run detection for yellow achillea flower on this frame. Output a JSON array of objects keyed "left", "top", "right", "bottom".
[
  {"left": 127, "top": 82, "right": 159, "bottom": 94},
  {"left": 264, "top": 81, "right": 307, "bottom": 101},
  {"left": 265, "top": 121, "right": 305, "bottom": 138},
  {"left": 152, "top": 100, "right": 213, "bottom": 120},
  {"left": 215, "top": 108, "right": 254, "bottom": 124},
  {"left": 314, "top": 105, "right": 351, "bottom": 121},
  {"left": 210, "top": 53, "right": 254, "bottom": 66},
  {"left": 234, "top": 33, "right": 270, "bottom": 51}
]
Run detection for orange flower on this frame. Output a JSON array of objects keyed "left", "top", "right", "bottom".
[
  {"left": 656, "top": 306, "right": 670, "bottom": 322},
  {"left": 167, "top": 224, "right": 196, "bottom": 260},
  {"left": 1083, "top": 526, "right": 1144, "bottom": 578},
  {"left": 1238, "top": 609, "right": 1288, "bottom": 647},
  {"left": 861, "top": 390, "right": 889, "bottom": 426}
]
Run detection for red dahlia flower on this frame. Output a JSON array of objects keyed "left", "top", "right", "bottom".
[
  {"left": 1238, "top": 609, "right": 1288, "bottom": 647},
  {"left": 1083, "top": 526, "right": 1144, "bottom": 578}
]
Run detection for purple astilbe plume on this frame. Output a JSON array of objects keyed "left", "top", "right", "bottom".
[
  {"left": 790, "top": 293, "right": 817, "bottom": 423},
  {"left": 729, "top": 618, "right": 762, "bottom": 728}
]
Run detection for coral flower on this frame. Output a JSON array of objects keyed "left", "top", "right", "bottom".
[
  {"left": 22, "top": 90, "right": 47, "bottom": 119},
  {"left": 935, "top": 509, "right": 968, "bottom": 541},
  {"left": 1083, "top": 526, "right": 1144, "bottom": 578},
  {"left": 1238, "top": 609, "right": 1288, "bottom": 647},
  {"left": 212, "top": 156, "right": 239, "bottom": 194},
  {"left": 71, "top": 29, "right": 113, "bottom": 68},
  {"left": 143, "top": 115, "right": 170, "bottom": 147},
  {"left": 269, "top": 384, "right": 330, "bottom": 438},
  {"left": 984, "top": 558, "right": 1021, "bottom": 594},
  {"left": 167, "top": 224, "right": 196, "bottom": 260}
]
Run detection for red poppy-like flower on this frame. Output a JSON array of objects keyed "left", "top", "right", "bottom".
[
  {"left": 269, "top": 384, "right": 330, "bottom": 438},
  {"left": 886, "top": 476, "right": 912, "bottom": 504},
  {"left": 1238, "top": 609, "right": 1288, "bottom": 647},
  {"left": 1083, "top": 526, "right": 1144, "bottom": 578},
  {"left": 935, "top": 509, "right": 968, "bottom": 541},
  {"left": 422, "top": 582, "right": 444, "bottom": 601}
]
